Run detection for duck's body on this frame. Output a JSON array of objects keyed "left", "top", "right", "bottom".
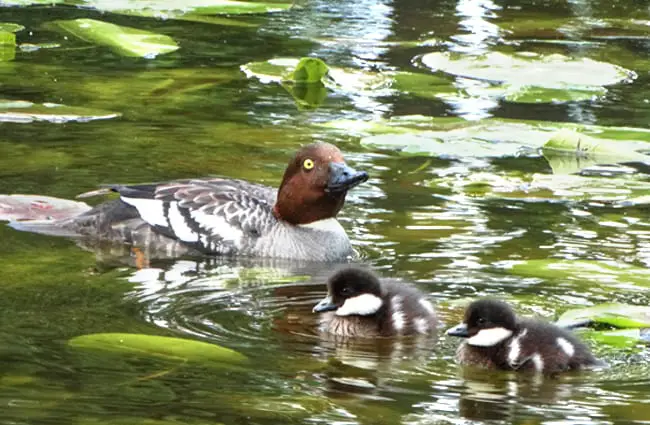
[
  {"left": 447, "top": 299, "right": 602, "bottom": 374},
  {"left": 1, "top": 143, "right": 368, "bottom": 262},
  {"left": 313, "top": 267, "right": 437, "bottom": 337}
]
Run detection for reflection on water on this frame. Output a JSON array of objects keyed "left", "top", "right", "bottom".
[{"left": 2, "top": 0, "right": 650, "bottom": 423}]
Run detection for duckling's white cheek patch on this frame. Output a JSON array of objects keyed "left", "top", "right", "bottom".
[
  {"left": 467, "top": 327, "right": 513, "bottom": 347},
  {"left": 336, "top": 294, "right": 383, "bottom": 316}
]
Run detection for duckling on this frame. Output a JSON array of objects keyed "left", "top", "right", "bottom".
[
  {"left": 312, "top": 267, "right": 437, "bottom": 337},
  {"left": 446, "top": 299, "right": 603, "bottom": 374}
]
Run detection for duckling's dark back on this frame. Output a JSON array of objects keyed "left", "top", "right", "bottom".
[{"left": 379, "top": 281, "right": 438, "bottom": 336}]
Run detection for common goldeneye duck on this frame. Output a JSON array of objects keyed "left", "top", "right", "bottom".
[
  {"left": 312, "top": 267, "right": 437, "bottom": 337},
  {"left": 0, "top": 142, "right": 368, "bottom": 262},
  {"left": 446, "top": 299, "right": 603, "bottom": 374}
]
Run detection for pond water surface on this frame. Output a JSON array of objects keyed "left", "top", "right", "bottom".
[{"left": 1, "top": 0, "right": 650, "bottom": 424}]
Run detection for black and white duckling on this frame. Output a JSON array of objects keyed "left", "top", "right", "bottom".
[
  {"left": 312, "top": 267, "right": 437, "bottom": 337},
  {"left": 446, "top": 299, "right": 602, "bottom": 374}
]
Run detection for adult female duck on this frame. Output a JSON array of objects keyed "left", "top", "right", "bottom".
[{"left": 0, "top": 142, "right": 368, "bottom": 261}]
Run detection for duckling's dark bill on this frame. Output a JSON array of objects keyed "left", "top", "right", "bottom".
[
  {"left": 446, "top": 323, "right": 469, "bottom": 337},
  {"left": 325, "top": 162, "right": 369, "bottom": 193},
  {"left": 313, "top": 296, "right": 338, "bottom": 313}
]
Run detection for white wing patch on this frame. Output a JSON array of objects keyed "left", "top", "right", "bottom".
[
  {"left": 121, "top": 197, "right": 167, "bottom": 227},
  {"left": 391, "top": 296, "right": 405, "bottom": 333},
  {"left": 168, "top": 202, "right": 199, "bottom": 242},
  {"left": 467, "top": 327, "right": 513, "bottom": 347},
  {"left": 336, "top": 293, "right": 383, "bottom": 316},
  {"left": 557, "top": 337, "right": 575, "bottom": 357}
]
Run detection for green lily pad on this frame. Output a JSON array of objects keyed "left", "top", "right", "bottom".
[
  {"left": 582, "top": 329, "right": 650, "bottom": 348},
  {"left": 289, "top": 57, "right": 329, "bottom": 83},
  {"left": 0, "top": 0, "right": 64, "bottom": 4},
  {"left": 500, "top": 259, "right": 650, "bottom": 291},
  {"left": 68, "top": 333, "right": 248, "bottom": 365},
  {"left": 0, "top": 23, "right": 25, "bottom": 33},
  {"left": 503, "top": 84, "right": 608, "bottom": 103},
  {"left": 69, "top": 0, "right": 293, "bottom": 16},
  {"left": 46, "top": 18, "right": 179, "bottom": 58},
  {"left": 0, "top": 31, "right": 15, "bottom": 61},
  {"left": 0, "top": 100, "right": 120, "bottom": 123},
  {"left": 420, "top": 51, "right": 633, "bottom": 88},
  {"left": 557, "top": 304, "right": 650, "bottom": 329},
  {"left": 543, "top": 128, "right": 650, "bottom": 163}
]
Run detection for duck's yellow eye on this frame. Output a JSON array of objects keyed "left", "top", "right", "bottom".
[{"left": 303, "top": 158, "right": 315, "bottom": 170}]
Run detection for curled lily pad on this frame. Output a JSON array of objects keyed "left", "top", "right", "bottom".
[
  {"left": 68, "top": 333, "right": 248, "bottom": 366},
  {"left": 289, "top": 57, "right": 329, "bottom": 83},
  {"left": 46, "top": 18, "right": 179, "bottom": 58},
  {"left": 0, "top": 100, "right": 120, "bottom": 123},
  {"left": 581, "top": 328, "right": 650, "bottom": 348},
  {"left": 557, "top": 304, "right": 650, "bottom": 329}
]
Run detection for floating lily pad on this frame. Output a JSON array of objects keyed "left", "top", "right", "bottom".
[
  {"left": 0, "top": 31, "right": 15, "bottom": 61},
  {"left": 499, "top": 260, "right": 650, "bottom": 291},
  {"left": 0, "top": 23, "right": 24, "bottom": 33},
  {"left": 0, "top": 100, "right": 120, "bottom": 123},
  {"left": 289, "top": 57, "right": 329, "bottom": 83},
  {"left": 557, "top": 304, "right": 650, "bottom": 329},
  {"left": 544, "top": 129, "right": 650, "bottom": 162},
  {"left": 0, "top": 0, "right": 64, "bottom": 4},
  {"left": 46, "top": 18, "right": 179, "bottom": 58},
  {"left": 0, "top": 195, "right": 91, "bottom": 221},
  {"left": 70, "top": 0, "right": 293, "bottom": 16},
  {"left": 421, "top": 51, "right": 633, "bottom": 87},
  {"left": 582, "top": 328, "right": 650, "bottom": 348},
  {"left": 68, "top": 333, "right": 248, "bottom": 366},
  {"left": 419, "top": 51, "right": 634, "bottom": 104}
]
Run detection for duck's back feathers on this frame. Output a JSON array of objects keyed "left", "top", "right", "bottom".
[{"left": 99, "top": 178, "right": 278, "bottom": 255}]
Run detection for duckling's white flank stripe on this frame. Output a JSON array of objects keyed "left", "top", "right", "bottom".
[
  {"left": 419, "top": 299, "right": 435, "bottom": 315},
  {"left": 556, "top": 337, "right": 575, "bottom": 357},
  {"left": 507, "top": 329, "right": 528, "bottom": 367},
  {"left": 391, "top": 296, "right": 405, "bottom": 333},
  {"left": 168, "top": 203, "right": 199, "bottom": 242},
  {"left": 531, "top": 353, "right": 544, "bottom": 371},
  {"left": 467, "top": 327, "right": 513, "bottom": 347},
  {"left": 414, "top": 317, "right": 429, "bottom": 334},
  {"left": 336, "top": 293, "right": 383, "bottom": 316},
  {"left": 121, "top": 197, "right": 167, "bottom": 227}
]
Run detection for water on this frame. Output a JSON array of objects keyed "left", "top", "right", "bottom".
[{"left": 1, "top": 0, "right": 650, "bottom": 424}]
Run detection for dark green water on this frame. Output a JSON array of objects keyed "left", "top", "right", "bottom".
[{"left": 2, "top": 0, "right": 650, "bottom": 424}]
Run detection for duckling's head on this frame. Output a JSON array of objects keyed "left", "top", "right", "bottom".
[
  {"left": 312, "top": 267, "right": 384, "bottom": 317},
  {"left": 447, "top": 299, "right": 517, "bottom": 347}
]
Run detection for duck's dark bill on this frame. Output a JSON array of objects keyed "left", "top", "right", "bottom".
[
  {"left": 446, "top": 323, "right": 469, "bottom": 337},
  {"left": 313, "top": 296, "right": 338, "bottom": 313},
  {"left": 326, "top": 162, "right": 369, "bottom": 193}
]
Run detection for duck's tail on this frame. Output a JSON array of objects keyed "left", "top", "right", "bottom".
[{"left": 0, "top": 194, "right": 92, "bottom": 237}]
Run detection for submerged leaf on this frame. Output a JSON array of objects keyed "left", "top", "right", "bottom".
[
  {"left": 0, "top": 100, "right": 119, "bottom": 123},
  {"left": 557, "top": 304, "right": 650, "bottom": 329},
  {"left": 46, "top": 18, "right": 179, "bottom": 58},
  {"left": 68, "top": 333, "right": 248, "bottom": 365}
]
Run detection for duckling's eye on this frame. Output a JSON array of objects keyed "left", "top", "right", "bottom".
[
  {"left": 477, "top": 317, "right": 487, "bottom": 325},
  {"left": 303, "top": 158, "right": 315, "bottom": 171},
  {"left": 340, "top": 287, "right": 351, "bottom": 295}
]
